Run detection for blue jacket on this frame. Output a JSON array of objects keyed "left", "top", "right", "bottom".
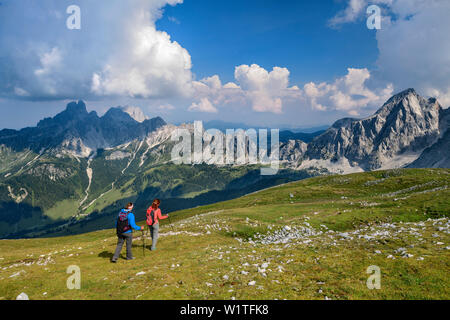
[{"left": 116, "top": 209, "right": 142, "bottom": 234}]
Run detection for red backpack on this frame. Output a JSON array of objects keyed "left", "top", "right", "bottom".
[{"left": 146, "top": 208, "right": 156, "bottom": 226}]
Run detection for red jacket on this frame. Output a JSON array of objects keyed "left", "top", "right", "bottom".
[{"left": 146, "top": 207, "right": 168, "bottom": 226}]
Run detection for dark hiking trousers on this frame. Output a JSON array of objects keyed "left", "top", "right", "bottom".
[{"left": 112, "top": 233, "right": 133, "bottom": 260}]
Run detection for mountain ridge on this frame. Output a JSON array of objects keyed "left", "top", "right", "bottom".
[
  {"left": 0, "top": 88, "right": 448, "bottom": 239},
  {"left": 0, "top": 101, "right": 166, "bottom": 157},
  {"left": 300, "top": 88, "right": 447, "bottom": 172}
]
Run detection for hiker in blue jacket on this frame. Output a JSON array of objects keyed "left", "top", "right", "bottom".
[{"left": 111, "top": 202, "right": 143, "bottom": 263}]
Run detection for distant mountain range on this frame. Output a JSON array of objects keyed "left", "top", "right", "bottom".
[
  {"left": 283, "top": 88, "right": 449, "bottom": 173},
  {"left": 0, "top": 88, "right": 448, "bottom": 239},
  {"left": 201, "top": 120, "right": 329, "bottom": 135},
  {"left": 0, "top": 101, "right": 166, "bottom": 157}
]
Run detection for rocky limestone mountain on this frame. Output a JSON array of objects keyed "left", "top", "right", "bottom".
[
  {"left": 0, "top": 101, "right": 166, "bottom": 157},
  {"left": 408, "top": 107, "right": 450, "bottom": 168},
  {"left": 300, "top": 89, "right": 447, "bottom": 173},
  {"left": 120, "top": 106, "right": 150, "bottom": 123},
  {"left": 280, "top": 140, "right": 308, "bottom": 168}
]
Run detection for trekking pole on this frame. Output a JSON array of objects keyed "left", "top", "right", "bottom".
[
  {"left": 167, "top": 214, "right": 175, "bottom": 233},
  {"left": 142, "top": 229, "right": 146, "bottom": 257}
]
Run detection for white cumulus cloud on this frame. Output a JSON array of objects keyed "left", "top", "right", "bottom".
[
  {"left": 0, "top": 0, "right": 191, "bottom": 101},
  {"left": 304, "top": 68, "right": 393, "bottom": 116},
  {"left": 234, "top": 64, "right": 299, "bottom": 114},
  {"left": 188, "top": 98, "right": 218, "bottom": 113},
  {"left": 329, "top": 0, "right": 450, "bottom": 107},
  {"left": 91, "top": 1, "right": 192, "bottom": 98},
  {"left": 190, "top": 64, "right": 301, "bottom": 114}
]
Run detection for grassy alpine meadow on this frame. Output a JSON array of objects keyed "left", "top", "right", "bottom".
[{"left": 0, "top": 168, "right": 449, "bottom": 300}]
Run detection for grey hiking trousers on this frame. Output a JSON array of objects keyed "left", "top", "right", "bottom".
[
  {"left": 148, "top": 223, "right": 160, "bottom": 250},
  {"left": 112, "top": 232, "right": 133, "bottom": 260}
]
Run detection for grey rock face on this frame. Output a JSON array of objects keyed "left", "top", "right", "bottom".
[
  {"left": 120, "top": 106, "right": 149, "bottom": 123},
  {"left": 408, "top": 108, "right": 450, "bottom": 168},
  {"left": 303, "top": 89, "right": 446, "bottom": 170},
  {"left": 26, "top": 164, "right": 74, "bottom": 181},
  {"left": 279, "top": 140, "right": 307, "bottom": 168}
]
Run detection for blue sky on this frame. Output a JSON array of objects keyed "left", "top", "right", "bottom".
[
  {"left": 156, "top": 0, "right": 379, "bottom": 84},
  {"left": 0, "top": 0, "right": 449, "bottom": 130}
]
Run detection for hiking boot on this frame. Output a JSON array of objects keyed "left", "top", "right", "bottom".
[
  {"left": 111, "top": 259, "right": 117, "bottom": 263},
  {"left": 127, "top": 257, "right": 136, "bottom": 260}
]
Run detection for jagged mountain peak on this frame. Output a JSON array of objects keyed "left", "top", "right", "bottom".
[
  {"left": 102, "top": 107, "right": 137, "bottom": 123},
  {"left": 326, "top": 89, "right": 435, "bottom": 132},
  {"left": 381, "top": 88, "right": 417, "bottom": 106},
  {"left": 375, "top": 88, "right": 441, "bottom": 118},
  {"left": 38, "top": 100, "right": 89, "bottom": 128},
  {"left": 391, "top": 87, "right": 416, "bottom": 99},
  {"left": 66, "top": 100, "right": 88, "bottom": 115},
  {"left": 119, "top": 106, "right": 149, "bottom": 123},
  {"left": 330, "top": 117, "right": 358, "bottom": 129},
  {"left": 0, "top": 101, "right": 167, "bottom": 156},
  {"left": 303, "top": 89, "right": 447, "bottom": 172}
]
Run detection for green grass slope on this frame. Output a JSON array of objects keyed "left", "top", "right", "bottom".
[{"left": 0, "top": 168, "right": 449, "bottom": 300}]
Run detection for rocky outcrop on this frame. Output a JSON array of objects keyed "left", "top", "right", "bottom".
[
  {"left": 280, "top": 140, "right": 307, "bottom": 168},
  {"left": 302, "top": 89, "right": 446, "bottom": 171},
  {"left": 120, "top": 106, "right": 149, "bottom": 123},
  {"left": 408, "top": 108, "right": 450, "bottom": 168},
  {"left": 26, "top": 164, "right": 74, "bottom": 181}
]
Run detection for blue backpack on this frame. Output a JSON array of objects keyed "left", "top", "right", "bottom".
[{"left": 116, "top": 210, "right": 131, "bottom": 234}]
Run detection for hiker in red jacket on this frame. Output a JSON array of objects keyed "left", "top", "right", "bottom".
[{"left": 146, "top": 199, "right": 169, "bottom": 251}]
